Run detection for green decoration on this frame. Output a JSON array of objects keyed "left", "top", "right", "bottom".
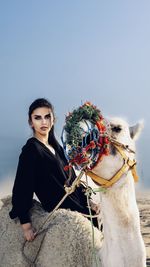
[{"left": 64, "top": 102, "right": 102, "bottom": 147}]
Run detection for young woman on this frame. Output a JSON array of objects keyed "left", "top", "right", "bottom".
[{"left": 9, "top": 98, "right": 99, "bottom": 241}]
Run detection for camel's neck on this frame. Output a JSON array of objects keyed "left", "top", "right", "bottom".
[{"left": 99, "top": 173, "right": 146, "bottom": 267}]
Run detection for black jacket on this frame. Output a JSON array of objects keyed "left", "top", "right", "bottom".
[{"left": 9, "top": 137, "right": 89, "bottom": 224}]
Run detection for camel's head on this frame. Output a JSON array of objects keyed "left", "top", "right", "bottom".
[
  {"left": 90, "top": 117, "right": 144, "bottom": 186},
  {"left": 109, "top": 117, "right": 144, "bottom": 152},
  {"left": 62, "top": 102, "right": 144, "bottom": 179}
]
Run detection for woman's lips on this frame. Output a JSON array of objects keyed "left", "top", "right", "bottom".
[{"left": 40, "top": 127, "right": 48, "bottom": 130}]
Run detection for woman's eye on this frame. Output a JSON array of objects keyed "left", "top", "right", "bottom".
[
  {"left": 45, "top": 114, "right": 51, "bottom": 119},
  {"left": 34, "top": 116, "right": 41, "bottom": 120}
]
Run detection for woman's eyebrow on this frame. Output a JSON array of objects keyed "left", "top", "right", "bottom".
[
  {"left": 33, "top": 114, "right": 41, "bottom": 117},
  {"left": 33, "top": 113, "right": 51, "bottom": 117},
  {"left": 45, "top": 113, "right": 51, "bottom": 117}
]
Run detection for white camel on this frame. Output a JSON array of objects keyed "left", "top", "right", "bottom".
[
  {"left": 87, "top": 117, "right": 146, "bottom": 267},
  {"left": 0, "top": 117, "right": 146, "bottom": 267}
]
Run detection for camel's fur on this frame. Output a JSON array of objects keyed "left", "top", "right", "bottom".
[{"left": 0, "top": 196, "right": 103, "bottom": 267}]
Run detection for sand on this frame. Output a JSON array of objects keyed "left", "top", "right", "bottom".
[{"left": 136, "top": 191, "right": 150, "bottom": 266}]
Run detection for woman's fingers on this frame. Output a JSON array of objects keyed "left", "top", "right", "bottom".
[
  {"left": 24, "top": 228, "right": 36, "bottom": 241},
  {"left": 89, "top": 200, "right": 101, "bottom": 214}
]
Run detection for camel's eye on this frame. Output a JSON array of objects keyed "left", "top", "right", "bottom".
[{"left": 111, "top": 125, "right": 122, "bottom": 133}]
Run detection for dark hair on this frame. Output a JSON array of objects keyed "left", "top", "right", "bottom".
[
  {"left": 28, "top": 98, "right": 55, "bottom": 121},
  {"left": 28, "top": 98, "right": 59, "bottom": 149}
]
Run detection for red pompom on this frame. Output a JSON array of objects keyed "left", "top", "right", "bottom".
[{"left": 64, "top": 165, "right": 72, "bottom": 171}]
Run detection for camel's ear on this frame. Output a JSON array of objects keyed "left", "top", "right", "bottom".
[{"left": 129, "top": 120, "right": 144, "bottom": 140}]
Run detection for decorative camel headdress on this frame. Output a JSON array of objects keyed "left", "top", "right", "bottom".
[{"left": 61, "top": 102, "right": 110, "bottom": 170}]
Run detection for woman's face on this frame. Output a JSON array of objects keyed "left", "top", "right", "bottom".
[{"left": 30, "top": 107, "right": 54, "bottom": 136}]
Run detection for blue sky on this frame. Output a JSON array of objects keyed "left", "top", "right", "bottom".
[{"left": 0, "top": 0, "right": 149, "bottom": 191}]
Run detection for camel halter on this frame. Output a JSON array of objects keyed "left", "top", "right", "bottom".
[{"left": 85, "top": 143, "right": 138, "bottom": 188}]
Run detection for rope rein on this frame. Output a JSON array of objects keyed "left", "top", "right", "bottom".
[{"left": 85, "top": 174, "right": 101, "bottom": 267}]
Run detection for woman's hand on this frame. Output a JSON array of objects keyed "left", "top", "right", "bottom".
[
  {"left": 89, "top": 200, "right": 101, "bottom": 215},
  {"left": 21, "top": 223, "right": 37, "bottom": 241}
]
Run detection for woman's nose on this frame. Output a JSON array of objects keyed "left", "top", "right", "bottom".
[{"left": 41, "top": 118, "right": 47, "bottom": 124}]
